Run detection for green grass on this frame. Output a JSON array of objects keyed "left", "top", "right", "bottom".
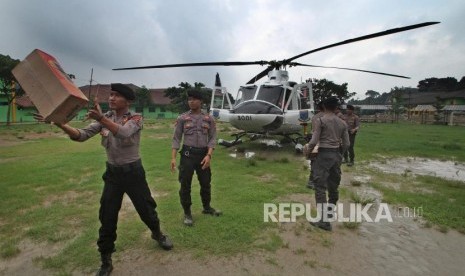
[
  {"left": 356, "top": 122, "right": 465, "bottom": 162},
  {"left": 1, "top": 120, "right": 465, "bottom": 273},
  {"left": 369, "top": 172, "right": 465, "bottom": 233},
  {"left": 0, "top": 119, "right": 309, "bottom": 273}
]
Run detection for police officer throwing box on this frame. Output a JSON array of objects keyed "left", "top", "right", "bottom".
[
  {"left": 35, "top": 83, "right": 173, "bottom": 276},
  {"left": 171, "top": 89, "right": 222, "bottom": 226},
  {"left": 306, "top": 97, "right": 349, "bottom": 231}
]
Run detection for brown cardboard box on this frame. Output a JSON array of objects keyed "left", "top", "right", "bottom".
[{"left": 12, "top": 49, "right": 89, "bottom": 124}]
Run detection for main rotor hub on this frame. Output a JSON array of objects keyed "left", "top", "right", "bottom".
[{"left": 267, "top": 70, "right": 289, "bottom": 83}]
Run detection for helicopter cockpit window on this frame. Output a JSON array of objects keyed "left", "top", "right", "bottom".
[
  {"left": 236, "top": 86, "right": 257, "bottom": 105},
  {"left": 256, "top": 85, "right": 284, "bottom": 107}
]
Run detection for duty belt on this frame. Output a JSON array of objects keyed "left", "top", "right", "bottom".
[
  {"left": 106, "top": 159, "right": 142, "bottom": 173},
  {"left": 181, "top": 145, "right": 208, "bottom": 157},
  {"left": 318, "top": 147, "right": 341, "bottom": 152}
]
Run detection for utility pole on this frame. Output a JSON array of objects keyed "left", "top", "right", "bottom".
[{"left": 88, "top": 68, "right": 93, "bottom": 109}]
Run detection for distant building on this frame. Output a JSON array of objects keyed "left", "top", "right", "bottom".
[{"left": 1, "top": 84, "right": 178, "bottom": 123}]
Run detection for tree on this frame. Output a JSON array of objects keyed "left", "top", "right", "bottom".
[
  {"left": 389, "top": 87, "right": 404, "bottom": 122},
  {"left": 164, "top": 82, "right": 211, "bottom": 112},
  {"left": 135, "top": 85, "right": 150, "bottom": 115},
  {"left": 0, "top": 54, "right": 23, "bottom": 125},
  {"left": 417, "top": 77, "right": 459, "bottom": 92},
  {"left": 365, "top": 90, "right": 380, "bottom": 99},
  {"left": 458, "top": 76, "right": 465, "bottom": 90},
  {"left": 432, "top": 96, "right": 445, "bottom": 124},
  {"left": 307, "top": 78, "right": 356, "bottom": 104}
]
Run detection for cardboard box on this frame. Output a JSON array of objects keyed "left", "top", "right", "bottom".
[{"left": 12, "top": 49, "right": 89, "bottom": 124}]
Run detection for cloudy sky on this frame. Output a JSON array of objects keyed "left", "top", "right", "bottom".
[{"left": 1, "top": 0, "right": 464, "bottom": 99}]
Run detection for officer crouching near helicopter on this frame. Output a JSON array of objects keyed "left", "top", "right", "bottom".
[
  {"left": 306, "top": 97, "right": 349, "bottom": 231},
  {"left": 171, "top": 89, "right": 222, "bottom": 226}
]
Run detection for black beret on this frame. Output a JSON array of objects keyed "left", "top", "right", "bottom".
[
  {"left": 323, "top": 96, "right": 339, "bottom": 108},
  {"left": 111, "top": 83, "right": 135, "bottom": 101},
  {"left": 187, "top": 89, "right": 203, "bottom": 100},
  {"left": 346, "top": 104, "right": 355, "bottom": 110}
]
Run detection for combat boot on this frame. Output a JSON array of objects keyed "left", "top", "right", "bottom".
[
  {"left": 152, "top": 232, "right": 173, "bottom": 250},
  {"left": 202, "top": 207, "right": 222, "bottom": 216},
  {"left": 310, "top": 221, "right": 332, "bottom": 232},
  {"left": 96, "top": 253, "right": 113, "bottom": 276},
  {"left": 183, "top": 214, "right": 194, "bottom": 226},
  {"left": 347, "top": 159, "right": 354, "bottom": 167}
]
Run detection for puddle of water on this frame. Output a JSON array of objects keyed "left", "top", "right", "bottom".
[
  {"left": 370, "top": 158, "right": 465, "bottom": 182},
  {"left": 258, "top": 139, "right": 282, "bottom": 147},
  {"left": 229, "top": 151, "right": 256, "bottom": 159}
]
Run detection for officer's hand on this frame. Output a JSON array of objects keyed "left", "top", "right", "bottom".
[
  {"left": 201, "top": 156, "right": 211, "bottom": 170},
  {"left": 33, "top": 113, "right": 62, "bottom": 127},
  {"left": 170, "top": 159, "right": 177, "bottom": 173},
  {"left": 86, "top": 103, "right": 104, "bottom": 121}
]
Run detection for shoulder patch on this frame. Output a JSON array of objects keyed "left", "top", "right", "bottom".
[{"left": 129, "top": 115, "right": 143, "bottom": 126}]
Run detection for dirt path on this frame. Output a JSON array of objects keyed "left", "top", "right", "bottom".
[{"left": 1, "top": 169, "right": 465, "bottom": 275}]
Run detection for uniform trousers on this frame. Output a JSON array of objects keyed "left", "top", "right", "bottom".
[
  {"left": 97, "top": 160, "right": 161, "bottom": 254},
  {"left": 343, "top": 133, "right": 357, "bottom": 162},
  {"left": 178, "top": 147, "right": 211, "bottom": 214},
  {"left": 313, "top": 149, "right": 342, "bottom": 206}
]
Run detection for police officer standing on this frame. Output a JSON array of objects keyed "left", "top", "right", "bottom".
[
  {"left": 35, "top": 83, "right": 173, "bottom": 276},
  {"left": 343, "top": 104, "right": 360, "bottom": 166},
  {"left": 306, "top": 97, "right": 349, "bottom": 231},
  {"left": 306, "top": 101, "right": 325, "bottom": 190},
  {"left": 171, "top": 89, "right": 221, "bottom": 226}
]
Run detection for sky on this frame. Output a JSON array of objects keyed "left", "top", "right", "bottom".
[{"left": 1, "top": 0, "right": 464, "bottom": 100}]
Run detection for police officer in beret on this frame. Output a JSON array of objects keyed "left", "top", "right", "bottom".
[
  {"left": 35, "top": 83, "right": 173, "bottom": 276},
  {"left": 171, "top": 89, "right": 221, "bottom": 226},
  {"left": 306, "top": 97, "right": 349, "bottom": 231}
]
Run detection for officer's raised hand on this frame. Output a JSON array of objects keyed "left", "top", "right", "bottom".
[{"left": 87, "top": 102, "right": 104, "bottom": 121}]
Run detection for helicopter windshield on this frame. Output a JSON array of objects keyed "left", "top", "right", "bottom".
[
  {"left": 256, "top": 85, "right": 284, "bottom": 107},
  {"left": 236, "top": 86, "right": 257, "bottom": 105}
]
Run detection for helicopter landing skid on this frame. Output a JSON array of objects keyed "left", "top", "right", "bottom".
[{"left": 218, "top": 132, "right": 248, "bottom": 147}]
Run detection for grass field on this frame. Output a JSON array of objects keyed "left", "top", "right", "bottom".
[{"left": 1, "top": 120, "right": 464, "bottom": 274}]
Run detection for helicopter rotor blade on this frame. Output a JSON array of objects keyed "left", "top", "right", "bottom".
[
  {"left": 246, "top": 66, "right": 274, "bottom": 84},
  {"left": 292, "top": 62, "right": 410, "bottom": 79},
  {"left": 285, "top": 21, "right": 440, "bottom": 63},
  {"left": 113, "top": 61, "right": 268, "bottom": 70},
  {"left": 245, "top": 21, "right": 438, "bottom": 84}
]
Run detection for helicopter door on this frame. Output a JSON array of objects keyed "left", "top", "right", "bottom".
[
  {"left": 210, "top": 86, "right": 233, "bottom": 123},
  {"left": 283, "top": 83, "right": 313, "bottom": 125}
]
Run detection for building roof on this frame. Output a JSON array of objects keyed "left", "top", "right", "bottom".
[
  {"left": 353, "top": 105, "right": 391, "bottom": 110},
  {"left": 401, "top": 89, "right": 465, "bottom": 105},
  {"left": 443, "top": 105, "right": 465, "bottom": 111},
  {"left": 15, "top": 84, "right": 174, "bottom": 107},
  {"left": 149, "top": 89, "right": 171, "bottom": 105},
  {"left": 15, "top": 95, "right": 34, "bottom": 107},
  {"left": 411, "top": 105, "right": 436, "bottom": 111}
]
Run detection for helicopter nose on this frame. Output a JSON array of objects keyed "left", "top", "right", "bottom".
[{"left": 233, "top": 101, "right": 282, "bottom": 115}]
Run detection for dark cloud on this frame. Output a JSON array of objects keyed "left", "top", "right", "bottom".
[{"left": 1, "top": 0, "right": 463, "bottom": 97}]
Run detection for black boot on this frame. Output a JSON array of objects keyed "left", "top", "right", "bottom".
[
  {"left": 202, "top": 207, "right": 222, "bottom": 216},
  {"left": 96, "top": 253, "right": 113, "bottom": 276},
  {"left": 310, "top": 221, "right": 332, "bottom": 231},
  {"left": 152, "top": 232, "right": 173, "bottom": 250}
]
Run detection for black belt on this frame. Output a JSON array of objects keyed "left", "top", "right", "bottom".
[
  {"left": 318, "top": 147, "right": 340, "bottom": 152},
  {"left": 181, "top": 145, "right": 208, "bottom": 157},
  {"left": 106, "top": 159, "right": 142, "bottom": 173}
]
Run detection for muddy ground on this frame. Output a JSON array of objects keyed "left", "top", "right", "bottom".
[{"left": 1, "top": 162, "right": 465, "bottom": 275}]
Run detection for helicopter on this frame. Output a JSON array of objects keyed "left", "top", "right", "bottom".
[{"left": 114, "top": 21, "right": 439, "bottom": 148}]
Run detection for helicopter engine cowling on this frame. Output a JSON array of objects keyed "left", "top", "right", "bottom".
[{"left": 229, "top": 101, "right": 284, "bottom": 132}]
